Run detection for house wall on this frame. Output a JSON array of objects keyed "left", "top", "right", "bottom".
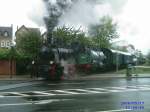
[
  {"left": 0, "top": 60, "right": 16, "bottom": 75},
  {"left": 0, "top": 37, "right": 12, "bottom": 48},
  {"left": 0, "top": 26, "right": 13, "bottom": 48}
]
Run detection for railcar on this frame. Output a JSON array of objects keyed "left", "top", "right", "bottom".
[
  {"left": 75, "top": 47, "right": 105, "bottom": 73},
  {"left": 71, "top": 46, "right": 134, "bottom": 73},
  {"left": 101, "top": 48, "right": 134, "bottom": 70}
]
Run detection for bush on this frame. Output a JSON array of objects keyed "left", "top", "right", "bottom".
[
  {"left": 16, "top": 57, "right": 31, "bottom": 75},
  {"left": 0, "top": 48, "right": 10, "bottom": 59},
  {"left": 15, "top": 53, "right": 32, "bottom": 75},
  {"left": 0, "top": 48, "right": 33, "bottom": 75}
]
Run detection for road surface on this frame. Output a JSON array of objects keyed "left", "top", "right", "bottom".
[{"left": 0, "top": 78, "right": 150, "bottom": 112}]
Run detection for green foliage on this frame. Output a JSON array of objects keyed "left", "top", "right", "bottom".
[
  {"left": 16, "top": 57, "right": 31, "bottom": 75},
  {"left": 0, "top": 48, "right": 10, "bottom": 59},
  {"left": 16, "top": 30, "right": 42, "bottom": 59},
  {"left": 0, "top": 47, "right": 31, "bottom": 75},
  {"left": 53, "top": 26, "right": 92, "bottom": 47},
  {"left": 0, "top": 31, "right": 42, "bottom": 75},
  {"left": 0, "top": 47, "right": 31, "bottom": 60},
  {"left": 146, "top": 51, "right": 150, "bottom": 65},
  {"left": 74, "top": 32, "right": 92, "bottom": 47},
  {"left": 52, "top": 20, "right": 118, "bottom": 49},
  {"left": 53, "top": 27, "right": 74, "bottom": 47},
  {"left": 15, "top": 30, "right": 42, "bottom": 75},
  {"left": 88, "top": 16, "right": 119, "bottom": 48}
]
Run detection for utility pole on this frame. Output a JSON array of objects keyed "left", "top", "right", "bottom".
[
  {"left": 9, "top": 45, "right": 14, "bottom": 78},
  {"left": 116, "top": 52, "right": 119, "bottom": 72}
]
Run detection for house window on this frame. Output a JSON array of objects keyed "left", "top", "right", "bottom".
[
  {"left": 0, "top": 31, "right": 2, "bottom": 36},
  {"left": 6, "top": 41, "right": 10, "bottom": 47},
  {"left": 9, "top": 42, "right": 13, "bottom": 47},
  {"left": 1, "top": 41, "right": 5, "bottom": 47},
  {"left": 4, "top": 31, "right": 9, "bottom": 37}
]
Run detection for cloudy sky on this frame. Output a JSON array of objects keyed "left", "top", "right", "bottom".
[
  {"left": 0, "top": 0, "right": 46, "bottom": 31},
  {"left": 0, "top": 0, "right": 149, "bottom": 54}
]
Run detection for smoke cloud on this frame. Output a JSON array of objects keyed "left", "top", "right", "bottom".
[
  {"left": 27, "top": 0, "right": 150, "bottom": 54},
  {"left": 28, "top": 0, "right": 127, "bottom": 29},
  {"left": 58, "top": 0, "right": 127, "bottom": 29}
]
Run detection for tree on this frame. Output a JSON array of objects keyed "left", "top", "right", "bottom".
[
  {"left": 0, "top": 48, "right": 10, "bottom": 59},
  {"left": 16, "top": 30, "right": 42, "bottom": 59},
  {"left": 88, "top": 16, "right": 119, "bottom": 48},
  {"left": 52, "top": 26, "right": 74, "bottom": 47},
  {"left": 52, "top": 26, "right": 92, "bottom": 48},
  {"left": 146, "top": 51, "right": 150, "bottom": 65}
]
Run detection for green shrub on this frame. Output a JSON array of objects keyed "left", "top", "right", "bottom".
[{"left": 0, "top": 48, "right": 33, "bottom": 75}]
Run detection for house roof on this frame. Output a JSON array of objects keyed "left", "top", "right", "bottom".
[
  {"left": 0, "top": 26, "right": 13, "bottom": 38},
  {"left": 15, "top": 25, "right": 40, "bottom": 36}
]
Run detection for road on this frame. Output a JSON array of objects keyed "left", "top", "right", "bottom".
[{"left": 0, "top": 78, "right": 150, "bottom": 112}]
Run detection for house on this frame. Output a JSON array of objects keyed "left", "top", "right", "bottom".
[
  {"left": 0, "top": 25, "right": 13, "bottom": 48},
  {"left": 0, "top": 25, "right": 16, "bottom": 76},
  {"left": 15, "top": 25, "right": 41, "bottom": 40}
]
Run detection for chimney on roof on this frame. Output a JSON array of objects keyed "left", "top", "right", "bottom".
[
  {"left": 11, "top": 24, "right": 13, "bottom": 30},
  {"left": 11, "top": 24, "right": 13, "bottom": 38}
]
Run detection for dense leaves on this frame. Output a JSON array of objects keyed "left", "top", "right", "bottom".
[
  {"left": 52, "top": 26, "right": 93, "bottom": 48},
  {"left": 52, "top": 18, "right": 118, "bottom": 49},
  {"left": 0, "top": 48, "right": 10, "bottom": 59},
  {"left": 16, "top": 31, "right": 42, "bottom": 59},
  {"left": 88, "top": 16, "right": 119, "bottom": 48},
  {"left": 15, "top": 31, "right": 42, "bottom": 75},
  {"left": 146, "top": 51, "right": 150, "bottom": 65}
]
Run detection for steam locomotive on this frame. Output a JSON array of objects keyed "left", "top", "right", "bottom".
[
  {"left": 38, "top": 45, "right": 73, "bottom": 80},
  {"left": 37, "top": 44, "right": 136, "bottom": 80}
]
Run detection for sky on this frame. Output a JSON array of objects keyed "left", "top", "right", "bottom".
[
  {"left": 0, "top": 0, "right": 150, "bottom": 54},
  {"left": 114, "top": 0, "right": 150, "bottom": 54},
  {"left": 0, "top": 0, "right": 46, "bottom": 32}
]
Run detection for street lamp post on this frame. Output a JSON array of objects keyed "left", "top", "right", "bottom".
[
  {"left": 116, "top": 52, "right": 119, "bottom": 72},
  {"left": 9, "top": 44, "right": 14, "bottom": 78}
]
